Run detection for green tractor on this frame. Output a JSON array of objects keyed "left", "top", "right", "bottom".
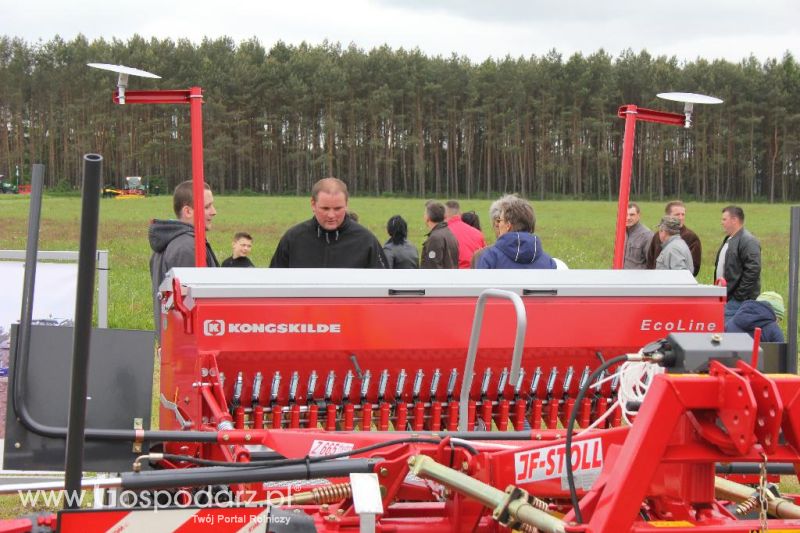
[{"left": 0, "top": 175, "right": 18, "bottom": 194}]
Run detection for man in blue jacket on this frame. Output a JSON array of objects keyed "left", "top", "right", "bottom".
[
  {"left": 476, "top": 194, "right": 556, "bottom": 270},
  {"left": 726, "top": 291, "right": 785, "bottom": 343}
]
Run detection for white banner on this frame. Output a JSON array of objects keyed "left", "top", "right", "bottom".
[{"left": 0, "top": 261, "right": 78, "bottom": 357}]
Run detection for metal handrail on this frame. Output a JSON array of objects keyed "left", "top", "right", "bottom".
[{"left": 459, "top": 289, "right": 527, "bottom": 431}]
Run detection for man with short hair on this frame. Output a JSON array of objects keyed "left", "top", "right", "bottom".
[
  {"left": 421, "top": 201, "right": 459, "bottom": 269},
  {"left": 715, "top": 205, "right": 761, "bottom": 321},
  {"left": 623, "top": 202, "right": 653, "bottom": 269},
  {"left": 444, "top": 200, "right": 486, "bottom": 269},
  {"left": 655, "top": 216, "right": 693, "bottom": 272},
  {"left": 149, "top": 180, "right": 219, "bottom": 340},
  {"left": 646, "top": 200, "right": 702, "bottom": 276},
  {"left": 222, "top": 232, "right": 255, "bottom": 267},
  {"left": 269, "top": 177, "right": 386, "bottom": 268}
]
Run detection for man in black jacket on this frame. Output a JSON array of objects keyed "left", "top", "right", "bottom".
[
  {"left": 714, "top": 205, "right": 761, "bottom": 321},
  {"left": 646, "top": 200, "right": 702, "bottom": 276},
  {"left": 270, "top": 178, "right": 386, "bottom": 268},
  {"left": 149, "top": 180, "right": 219, "bottom": 341},
  {"left": 421, "top": 201, "right": 459, "bottom": 269}
]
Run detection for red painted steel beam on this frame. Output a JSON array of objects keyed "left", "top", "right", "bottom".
[
  {"left": 113, "top": 90, "right": 192, "bottom": 105},
  {"left": 612, "top": 105, "right": 686, "bottom": 269},
  {"left": 113, "top": 87, "right": 207, "bottom": 267}
]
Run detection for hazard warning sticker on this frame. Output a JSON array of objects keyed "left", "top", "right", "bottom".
[{"left": 514, "top": 437, "right": 603, "bottom": 490}]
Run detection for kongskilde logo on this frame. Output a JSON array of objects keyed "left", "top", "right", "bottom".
[
  {"left": 202, "top": 320, "right": 341, "bottom": 336},
  {"left": 203, "top": 319, "right": 225, "bottom": 336}
]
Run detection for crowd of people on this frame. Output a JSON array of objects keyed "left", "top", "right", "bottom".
[{"left": 149, "top": 177, "right": 783, "bottom": 343}]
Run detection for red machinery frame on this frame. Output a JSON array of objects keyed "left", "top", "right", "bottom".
[
  {"left": 114, "top": 87, "right": 208, "bottom": 268},
  {"left": 612, "top": 105, "right": 687, "bottom": 269}
]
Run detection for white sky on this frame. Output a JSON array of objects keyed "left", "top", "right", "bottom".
[{"left": 2, "top": 0, "right": 798, "bottom": 64}]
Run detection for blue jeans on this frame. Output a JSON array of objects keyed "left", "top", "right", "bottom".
[{"left": 724, "top": 298, "right": 744, "bottom": 324}]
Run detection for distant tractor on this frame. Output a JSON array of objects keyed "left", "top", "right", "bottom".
[
  {"left": 102, "top": 176, "right": 147, "bottom": 199},
  {"left": 0, "top": 175, "right": 18, "bottom": 194}
]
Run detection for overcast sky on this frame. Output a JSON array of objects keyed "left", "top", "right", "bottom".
[{"left": 3, "top": 0, "right": 798, "bottom": 64}]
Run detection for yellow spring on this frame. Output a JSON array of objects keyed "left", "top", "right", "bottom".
[
  {"left": 736, "top": 495, "right": 759, "bottom": 515},
  {"left": 309, "top": 483, "right": 353, "bottom": 504}
]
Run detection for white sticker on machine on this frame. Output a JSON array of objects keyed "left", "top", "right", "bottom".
[
  {"left": 514, "top": 437, "right": 603, "bottom": 490},
  {"left": 308, "top": 439, "right": 355, "bottom": 458}
]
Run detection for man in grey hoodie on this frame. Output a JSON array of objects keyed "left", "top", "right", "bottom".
[{"left": 149, "top": 180, "right": 219, "bottom": 341}]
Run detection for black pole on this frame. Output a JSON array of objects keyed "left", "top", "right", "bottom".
[
  {"left": 120, "top": 458, "right": 377, "bottom": 490},
  {"left": 788, "top": 206, "right": 800, "bottom": 374},
  {"left": 14, "top": 164, "right": 45, "bottom": 401},
  {"left": 63, "top": 154, "right": 103, "bottom": 509}
]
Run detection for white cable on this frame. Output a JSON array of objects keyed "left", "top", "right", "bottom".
[
  {"left": 617, "top": 361, "right": 664, "bottom": 425},
  {"left": 577, "top": 359, "right": 664, "bottom": 435}
]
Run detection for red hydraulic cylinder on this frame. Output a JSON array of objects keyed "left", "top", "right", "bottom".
[
  {"left": 271, "top": 406, "right": 282, "bottom": 429},
  {"left": 412, "top": 401, "right": 425, "bottom": 431},
  {"left": 289, "top": 404, "right": 301, "bottom": 429},
  {"left": 530, "top": 399, "right": 543, "bottom": 430},
  {"left": 378, "top": 402, "right": 391, "bottom": 431},
  {"left": 343, "top": 403, "right": 355, "bottom": 431},
  {"left": 234, "top": 406, "right": 245, "bottom": 430},
  {"left": 513, "top": 400, "right": 526, "bottom": 430},
  {"left": 395, "top": 403, "right": 408, "bottom": 431},
  {"left": 467, "top": 400, "right": 476, "bottom": 431},
  {"left": 579, "top": 397, "right": 592, "bottom": 428},
  {"left": 447, "top": 401, "right": 459, "bottom": 431},
  {"left": 496, "top": 399, "right": 510, "bottom": 432},
  {"left": 546, "top": 400, "right": 559, "bottom": 429},
  {"left": 430, "top": 401, "right": 442, "bottom": 431},
  {"left": 361, "top": 403, "right": 373, "bottom": 431},
  {"left": 326, "top": 404, "right": 337, "bottom": 431},
  {"left": 307, "top": 404, "right": 319, "bottom": 429},
  {"left": 252, "top": 405, "right": 264, "bottom": 429},
  {"left": 481, "top": 400, "right": 493, "bottom": 430}
]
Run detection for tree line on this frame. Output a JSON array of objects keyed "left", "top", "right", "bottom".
[{"left": 1, "top": 35, "right": 798, "bottom": 201}]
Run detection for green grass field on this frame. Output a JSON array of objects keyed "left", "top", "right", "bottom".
[{"left": 0, "top": 194, "right": 793, "bottom": 331}]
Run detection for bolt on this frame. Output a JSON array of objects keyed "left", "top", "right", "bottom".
[
  {"left": 201, "top": 368, "right": 209, "bottom": 377},
  {"left": 14, "top": 442, "right": 20, "bottom": 449},
  {"left": 461, "top": 461, "right": 469, "bottom": 472},
  {"left": 293, "top": 509, "right": 301, "bottom": 514},
  {"left": 380, "top": 486, "right": 387, "bottom": 497},
  {"left": 245, "top": 434, "right": 251, "bottom": 442},
  {"left": 321, "top": 504, "right": 330, "bottom": 513},
  {"left": 184, "top": 396, "right": 190, "bottom": 404},
  {"left": 379, "top": 468, "right": 389, "bottom": 477},
  {"left": 222, "top": 434, "right": 230, "bottom": 442},
  {"left": 326, "top": 515, "right": 337, "bottom": 522},
  {"left": 337, "top": 509, "right": 345, "bottom": 516}
]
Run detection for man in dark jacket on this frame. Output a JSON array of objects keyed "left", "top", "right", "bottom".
[
  {"left": 476, "top": 194, "right": 556, "bottom": 269},
  {"left": 270, "top": 178, "right": 386, "bottom": 268},
  {"left": 715, "top": 205, "right": 761, "bottom": 321},
  {"left": 726, "top": 291, "right": 784, "bottom": 343},
  {"left": 646, "top": 200, "right": 702, "bottom": 276},
  {"left": 421, "top": 201, "right": 459, "bottom": 269},
  {"left": 149, "top": 180, "right": 219, "bottom": 341},
  {"left": 623, "top": 202, "right": 652, "bottom": 269}
]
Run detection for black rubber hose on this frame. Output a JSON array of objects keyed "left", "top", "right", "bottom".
[
  {"left": 122, "top": 459, "right": 377, "bottom": 490},
  {"left": 565, "top": 354, "right": 629, "bottom": 524}
]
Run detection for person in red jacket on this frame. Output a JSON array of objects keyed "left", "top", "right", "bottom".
[{"left": 444, "top": 200, "right": 486, "bottom": 269}]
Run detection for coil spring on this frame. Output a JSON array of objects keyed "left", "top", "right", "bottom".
[
  {"left": 529, "top": 496, "right": 549, "bottom": 512},
  {"left": 736, "top": 495, "right": 759, "bottom": 516},
  {"left": 310, "top": 483, "right": 353, "bottom": 504}
]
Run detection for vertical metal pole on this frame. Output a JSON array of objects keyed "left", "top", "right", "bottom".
[
  {"left": 64, "top": 154, "right": 103, "bottom": 509},
  {"left": 15, "top": 164, "right": 45, "bottom": 401},
  {"left": 612, "top": 106, "right": 638, "bottom": 269},
  {"left": 189, "top": 87, "right": 206, "bottom": 267},
  {"left": 96, "top": 251, "right": 109, "bottom": 328},
  {"left": 788, "top": 206, "right": 800, "bottom": 374}
]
